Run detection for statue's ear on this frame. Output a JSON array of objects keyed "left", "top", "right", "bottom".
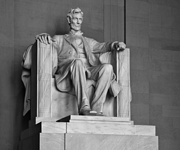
[{"left": 67, "top": 16, "right": 71, "bottom": 24}]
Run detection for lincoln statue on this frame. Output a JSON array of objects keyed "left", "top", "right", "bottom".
[{"left": 29, "top": 8, "right": 126, "bottom": 116}]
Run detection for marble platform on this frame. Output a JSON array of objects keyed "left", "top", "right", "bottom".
[{"left": 19, "top": 115, "right": 158, "bottom": 150}]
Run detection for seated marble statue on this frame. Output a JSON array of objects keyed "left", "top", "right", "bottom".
[{"left": 23, "top": 8, "right": 126, "bottom": 116}]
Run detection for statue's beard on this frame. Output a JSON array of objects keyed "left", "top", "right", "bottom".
[{"left": 70, "top": 24, "right": 81, "bottom": 31}]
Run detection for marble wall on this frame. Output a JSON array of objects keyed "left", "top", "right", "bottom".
[
  {"left": 126, "top": 0, "right": 180, "bottom": 149},
  {"left": 0, "top": 0, "right": 16, "bottom": 149}
]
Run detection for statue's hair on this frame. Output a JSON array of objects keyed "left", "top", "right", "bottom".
[{"left": 67, "top": 8, "right": 83, "bottom": 23}]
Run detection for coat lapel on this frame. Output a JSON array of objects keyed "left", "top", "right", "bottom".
[
  {"left": 63, "top": 34, "right": 99, "bottom": 66},
  {"left": 63, "top": 34, "right": 79, "bottom": 53},
  {"left": 82, "top": 37, "right": 99, "bottom": 66}
]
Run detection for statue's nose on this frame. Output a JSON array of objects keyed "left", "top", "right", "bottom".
[{"left": 77, "top": 19, "right": 81, "bottom": 24}]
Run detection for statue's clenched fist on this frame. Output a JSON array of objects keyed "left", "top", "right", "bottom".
[{"left": 112, "top": 41, "right": 126, "bottom": 51}]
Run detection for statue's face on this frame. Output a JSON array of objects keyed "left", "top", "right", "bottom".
[{"left": 70, "top": 13, "right": 83, "bottom": 31}]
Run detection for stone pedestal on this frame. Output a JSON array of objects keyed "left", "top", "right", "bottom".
[{"left": 19, "top": 115, "right": 158, "bottom": 150}]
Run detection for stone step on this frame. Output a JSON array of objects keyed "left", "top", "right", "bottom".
[
  {"left": 65, "top": 133, "right": 158, "bottom": 150},
  {"left": 58, "top": 115, "right": 131, "bottom": 123},
  {"left": 31, "top": 115, "right": 133, "bottom": 126},
  {"left": 69, "top": 120, "right": 134, "bottom": 125},
  {"left": 60, "top": 115, "right": 134, "bottom": 125},
  {"left": 21, "top": 122, "right": 66, "bottom": 140},
  {"left": 21, "top": 121, "right": 155, "bottom": 140},
  {"left": 20, "top": 116, "right": 158, "bottom": 150},
  {"left": 66, "top": 122, "right": 156, "bottom": 136},
  {"left": 20, "top": 133, "right": 158, "bottom": 150}
]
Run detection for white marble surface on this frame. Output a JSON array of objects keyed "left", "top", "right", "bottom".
[{"left": 35, "top": 41, "right": 132, "bottom": 118}]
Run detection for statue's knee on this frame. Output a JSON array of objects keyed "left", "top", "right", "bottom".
[
  {"left": 70, "top": 59, "right": 84, "bottom": 73},
  {"left": 102, "top": 64, "right": 113, "bottom": 73}
]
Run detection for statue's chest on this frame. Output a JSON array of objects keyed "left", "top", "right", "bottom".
[
  {"left": 76, "top": 38, "right": 83, "bottom": 45},
  {"left": 69, "top": 36, "right": 84, "bottom": 52},
  {"left": 71, "top": 37, "right": 83, "bottom": 47},
  {"left": 58, "top": 37, "right": 84, "bottom": 58}
]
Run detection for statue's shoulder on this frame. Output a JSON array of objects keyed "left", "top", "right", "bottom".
[
  {"left": 83, "top": 36, "right": 95, "bottom": 43},
  {"left": 83, "top": 36, "right": 98, "bottom": 45},
  {"left": 84, "top": 36, "right": 91, "bottom": 40},
  {"left": 52, "top": 35, "right": 64, "bottom": 42}
]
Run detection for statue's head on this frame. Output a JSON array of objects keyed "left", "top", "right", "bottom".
[{"left": 67, "top": 8, "right": 83, "bottom": 32}]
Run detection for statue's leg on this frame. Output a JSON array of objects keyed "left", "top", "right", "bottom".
[
  {"left": 70, "top": 59, "right": 90, "bottom": 113},
  {"left": 89, "top": 64, "right": 113, "bottom": 113}
]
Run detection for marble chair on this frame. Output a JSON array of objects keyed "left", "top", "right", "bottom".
[{"left": 22, "top": 40, "right": 132, "bottom": 124}]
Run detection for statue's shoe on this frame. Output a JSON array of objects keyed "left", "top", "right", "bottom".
[
  {"left": 79, "top": 107, "right": 91, "bottom": 115},
  {"left": 80, "top": 110, "right": 104, "bottom": 116}
]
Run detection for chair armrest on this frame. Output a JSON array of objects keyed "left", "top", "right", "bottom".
[
  {"left": 99, "top": 48, "right": 132, "bottom": 118},
  {"left": 36, "top": 40, "right": 53, "bottom": 117},
  {"left": 117, "top": 48, "right": 132, "bottom": 118}
]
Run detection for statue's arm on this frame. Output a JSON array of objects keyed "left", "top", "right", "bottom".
[
  {"left": 85, "top": 37, "right": 126, "bottom": 53},
  {"left": 85, "top": 37, "right": 112, "bottom": 53}
]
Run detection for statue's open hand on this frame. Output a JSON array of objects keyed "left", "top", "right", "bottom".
[
  {"left": 35, "top": 33, "right": 53, "bottom": 45},
  {"left": 113, "top": 42, "right": 126, "bottom": 51}
]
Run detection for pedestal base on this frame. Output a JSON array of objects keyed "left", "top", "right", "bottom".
[{"left": 19, "top": 115, "right": 158, "bottom": 150}]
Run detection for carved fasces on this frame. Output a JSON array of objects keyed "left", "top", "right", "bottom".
[
  {"left": 37, "top": 41, "right": 52, "bottom": 117},
  {"left": 118, "top": 48, "right": 132, "bottom": 118}
]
